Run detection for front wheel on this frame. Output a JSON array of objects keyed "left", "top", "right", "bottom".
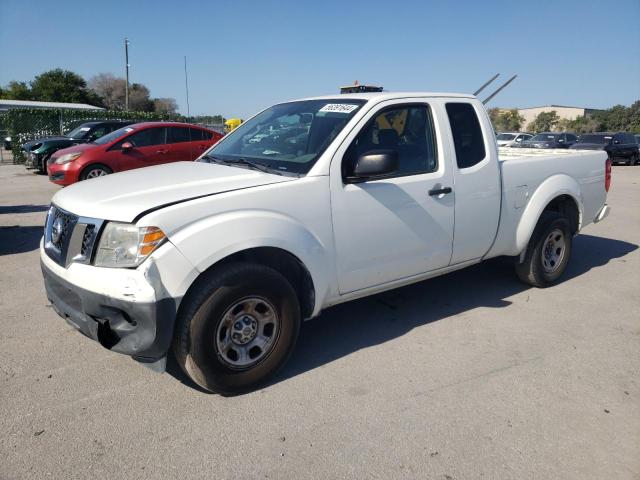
[
  {"left": 515, "top": 212, "right": 573, "bottom": 287},
  {"left": 173, "top": 263, "right": 301, "bottom": 395},
  {"left": 80, "top": 164, "right": 112, "bottom": 181}
]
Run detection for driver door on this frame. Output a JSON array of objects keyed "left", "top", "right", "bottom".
[{"left": 330, "top": 101, "right": 455, "bottom": 294}]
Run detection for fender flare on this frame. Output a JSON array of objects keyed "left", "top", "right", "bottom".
[
  {"left": 169, "top": 209, "right": 331, "bottom": 316},
  {"left": 515, "top": 174, "right": 583, "bottom": 257}
]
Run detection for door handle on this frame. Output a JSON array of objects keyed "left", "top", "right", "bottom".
[
  {"left": 156, "top": 149, "right": 168, "bottom": 154},
  {"left": 428, "top": 187, "right": 452, "bottom": 196}
]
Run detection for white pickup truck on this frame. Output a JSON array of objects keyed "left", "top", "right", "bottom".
[{"left": 40, "top": 91, "right": 611, "bottom": 394}]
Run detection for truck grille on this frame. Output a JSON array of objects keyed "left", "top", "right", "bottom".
[
  {"left": 80, "top": 224, "right": 96, "bottom": 257},
  {"left": 44, "top": 205, "right": 103, "bottom": 267}
]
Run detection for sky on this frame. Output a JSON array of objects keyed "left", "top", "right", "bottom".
[{"left": 1, "top": 0, "right": 639, "bottom": 118}]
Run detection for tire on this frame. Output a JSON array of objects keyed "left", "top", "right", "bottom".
[
  {"left": 515, "top": 212, "right": 573, "bottom": 288},
  {"left": 173, "top": 262, "right": 301, "bottom": 395},
  {"left": 37, "top": 154, "right": 50, "bottom": 174},
  {"left": 80, "top": 164, "right": 112, "bottom": 181}
]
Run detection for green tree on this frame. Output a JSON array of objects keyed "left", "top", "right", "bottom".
[
  {"left": 625, "top": 101, "right": 640, "bottom": 133},
  {"left": 0, "top": 81, "right": 33, "bottom": 100},
  {"left": 528, "top": 110, "right": 560, "bottom": 133},
  {"left": 489, "top": 108, "right": 525, "bottom": 132},
  {"left": 30, "top": 69, "right": 103, "bottom": 106}
]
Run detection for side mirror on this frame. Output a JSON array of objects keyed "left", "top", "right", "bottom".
[
  {"left": 516, "top": 138, "right": 522, "bottom": 142},
  {"left": 558, "top": 138, "right": 564, "bottom": 142},
  {"left": 613, "top": 140, "right": 620, "bottom": 145},
  {"left": 121, "top": 141, "right": 134, "bottom": 151},
  {"left": 347, "top": 149, "right": 398, "bottom": 183}
]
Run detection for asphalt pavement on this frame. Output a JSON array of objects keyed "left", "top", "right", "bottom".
[{"left": 1, "top": 164, "right": 638, "bottom": 479}]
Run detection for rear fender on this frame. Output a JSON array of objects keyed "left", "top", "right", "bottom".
[{"left": 515, "top": 174, "right": 583, "bottom": 258}]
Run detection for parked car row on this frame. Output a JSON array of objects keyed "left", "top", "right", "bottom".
[
  {"left": 23, "top": 121, "right": 133, "bottom": 173},
  {"left": 570, "top": 132, "right": 639, "bottom": 166},
  {"left": 20, "top": 120, "right": 224, "bottom": 185},
  {"left": 497, "top": 130, "right": 640, "bottom": 165}
]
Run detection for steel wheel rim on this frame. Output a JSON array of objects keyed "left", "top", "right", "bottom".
[
  {"left": 215, "top": 296, "right": 279, "bottom": 369},
  {"left": 541, "top": 228, "right": 566, "bottom": 273},
  {"left": 86, "top": 169, "right": 107, "bottom": 179}
]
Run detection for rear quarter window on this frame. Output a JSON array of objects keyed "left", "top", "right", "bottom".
[{"left": 445, "top": 103, "right": 486, "bottom": 168}]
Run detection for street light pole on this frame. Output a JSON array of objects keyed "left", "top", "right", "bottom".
[
  {"left": 184, "top": 56, "right": 190, "bottom": 118},
  {"left": 124, "top": 38, "right": 130, "bottom": 111}
]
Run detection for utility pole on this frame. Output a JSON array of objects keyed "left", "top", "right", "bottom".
[
  {"left": 124, "top": 38, "right": 130, "bottom": 111},
  {"left": 184, "top": 56, "right": 190, "bottom": 118}
]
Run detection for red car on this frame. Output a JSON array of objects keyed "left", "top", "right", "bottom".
[{"left": 47, "top": 122, "right": 223, "bottom": 186}]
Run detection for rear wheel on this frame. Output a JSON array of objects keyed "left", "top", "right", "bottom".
[
  {"left": 173, "top": 262, "right": 301, "bottom": 395},
  {"left": 515, "top": 212, "right": 573, "bottom": 287},
  {"left": 80, "top": 164, "right": 112, "bottom": 181}
]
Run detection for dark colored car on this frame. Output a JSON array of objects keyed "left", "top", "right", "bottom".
[
  {"left": 22, "top": 121, "right": 134, "bottom": 173},
  {"left": 518, "top": 132, "right": 578, "bottom": 149},
  {"left": 570, "top": 132, "right": 639, "bottom": 165},
  {"left": 47, "top": 122, "right": 224, "bottom": 186}
]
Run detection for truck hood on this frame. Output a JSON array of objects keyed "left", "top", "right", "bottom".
[{"left": 52, "top": 161, "right": 295, "bottom": 223}]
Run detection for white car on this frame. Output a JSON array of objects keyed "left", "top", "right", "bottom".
[
  {"left": 41, "top": 91, "right": 611, "bottom": 394},
  {"left": 496, "top": 132, "right": 533, "bottom": 147}
]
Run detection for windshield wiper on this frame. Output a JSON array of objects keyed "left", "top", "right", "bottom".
[
  {"left": 200, "top": 153, "right": 223, "bottom": 163},
  {"left": 220, "top": 157, "right": 285, "bottom": 176},
  {"left": 200, "top": 154, "right": 288, "bottom": 176}
]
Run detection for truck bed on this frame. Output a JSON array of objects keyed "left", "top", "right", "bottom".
[{"left": 487, "top": 147, "right": 608, "bottom": 258}]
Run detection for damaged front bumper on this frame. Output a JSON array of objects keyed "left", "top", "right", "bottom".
[{"left": 40, "top": 240, "right": 196, "bottom": 371}]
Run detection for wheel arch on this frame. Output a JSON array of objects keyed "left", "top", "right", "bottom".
[
  {"left": 515, "top": 174, "right": 583, "bottom": 259},
  {"left": 179, "top": 246, "right": 316, "bottom": 321},
  {"left": 80, "top": 162, "right": 113, "bottom": 179}
]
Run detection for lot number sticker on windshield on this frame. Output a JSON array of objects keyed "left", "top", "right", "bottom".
[{"left": 319, "top": 104, "right": 359, "bottom": 114}]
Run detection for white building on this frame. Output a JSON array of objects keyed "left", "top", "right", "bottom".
[{"left": 517, "top": 105, "right": 600, "bottom": 128}]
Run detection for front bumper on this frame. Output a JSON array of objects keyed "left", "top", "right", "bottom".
[
  {"left": 40, "top": 240, "right": 197, "bottom": 365},
  {"left": 42, "top": 259, "right": 176, "bottom": 362}
]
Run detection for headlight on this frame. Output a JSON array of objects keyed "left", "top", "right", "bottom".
[
  {"left": 94, "top": 223, "right": 166, "bottom": 268},
  {"left": 55, "top": 152, "right": 83, "bottom": 164}
]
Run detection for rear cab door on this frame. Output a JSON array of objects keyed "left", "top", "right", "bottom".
[{"left": 444, "top": 101, "right": 501, "bottom": 264}]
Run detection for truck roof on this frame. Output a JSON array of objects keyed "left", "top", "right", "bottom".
[{"left": 294, "top": 91, "right": 477, "bottom": 102}]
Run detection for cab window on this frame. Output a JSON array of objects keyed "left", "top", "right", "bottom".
[
  {"left": 446, "top": 103, "right": 486, "bottom": 168},
  {"left": 343, "top": 104, "right": 438, "bottom": 178}
]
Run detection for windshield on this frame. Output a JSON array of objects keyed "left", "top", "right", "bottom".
[
  {"left": 205, "top": 99, "right": 366, "bottom": 174},
  {"left": 530, "top": 134, "right": 559, "bottom": 142},
  {"left": 92, "top": 126, "right": 136, "bottom": 145},
  {"left": 65, "top": 126, "right": 92, "bottom": 139},
  {"left": 577, "top": 134, "right": 610, "bottom": 144},
  {"left": 496, "top": 133, "right": 516, "bottom": 140}
]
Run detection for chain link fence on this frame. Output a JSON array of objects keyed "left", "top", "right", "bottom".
[{"left": 1, "top": 108, "right": 178, "bottom": 164}]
